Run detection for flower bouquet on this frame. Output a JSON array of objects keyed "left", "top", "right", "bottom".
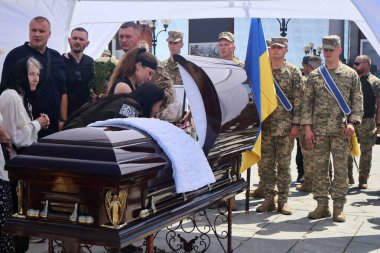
[{"left": 92, "top": 56, "right": 118, "bottom": 96}]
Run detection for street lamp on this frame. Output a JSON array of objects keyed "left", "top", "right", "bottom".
[
  {"left": 139, "top": 19, "right": 170, "bottom": 55},
  {"left": 276, "top": 18, "right": 291, "bottom": 37}
]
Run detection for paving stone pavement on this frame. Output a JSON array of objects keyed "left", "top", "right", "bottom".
[{"left": 27, "top": 144, "right": 380, "bottom": 253}]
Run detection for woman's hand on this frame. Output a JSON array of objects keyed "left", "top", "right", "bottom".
[
  {"left": 37, "top": 113, "right": 50, "bottom": 129},
  {"left": 0, "top": 124, "right": 12, "bottom": 155}
]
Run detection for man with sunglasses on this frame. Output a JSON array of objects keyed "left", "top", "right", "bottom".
[
  {"left": 347, "top": 55, "right": 380, "bottom": 189},
  {"left": 256, "top": 37, "right": 302, "bottom": 215},
  {"left": 301, "top": 35, "right": 363, "bottom": 222}
]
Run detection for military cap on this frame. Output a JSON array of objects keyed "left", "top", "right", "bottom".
[
  {"left": 218, "top": 31, "right": 234, "bottom": 42},
  {"left": 322, "top": 35, "right": 341, "bottom": 49},
  {"left": 167, "top": 31, "right": 184, "bottom": 42},
  {"left": 101, "top": 49, "right": 112, "bottom": 57},
  {"left": 271, "top": 37, "right": 288, "bottom": 47},
  {"left": 266, "top": 39, "right": 271, "bottom": 48}
]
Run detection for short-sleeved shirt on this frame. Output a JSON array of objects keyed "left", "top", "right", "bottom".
[
  {"left": 62, "top": 53, "right": 94, "bottom": 117},
  {"left": 361, "top": 73, "right": 380, "bottom": 118},
  {"left": 0, "top": 42, "right": 66, "bottom": 138}
]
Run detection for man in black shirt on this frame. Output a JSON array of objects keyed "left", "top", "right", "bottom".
[
  {"left": 62, "top": 27, "right": 94, "bottom": 123},
  {"left": 0, "top": 16, "right": 66, "bottom": 138},
  {"left": 349, "top": 55, "right": 380, "bottom": 189}
]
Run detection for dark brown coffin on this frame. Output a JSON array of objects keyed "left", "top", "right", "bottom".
[{"left": 4, "top": 55, "right": 259, "bottom": 248}]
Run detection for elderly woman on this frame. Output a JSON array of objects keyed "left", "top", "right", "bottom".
[
  {"left": 0, "top": 57, "right": 49, "bottom": 252},
  {"left": 107, "top": 47, "right": 158, "bottom": 95}
]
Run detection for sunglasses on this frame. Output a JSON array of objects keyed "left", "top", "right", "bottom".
[{"left": 353, "top": 61, "right": 368, "bottom": 66}]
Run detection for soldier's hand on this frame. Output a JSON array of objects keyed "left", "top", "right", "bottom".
[
  {"left": 289, "top": 126, "right": 299, "bottom": 139},
  {"left": 304, "top": 125, "right": 315, "bottom": 149},
  {"left": 344, "top": 124, "right": 355, "bottom": 137}
]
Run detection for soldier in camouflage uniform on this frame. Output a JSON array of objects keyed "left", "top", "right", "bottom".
[
  {"left": 162, "top": 31, "right": 184, "bottom": 86},
  {"left": 297, "top": 55, "right": 322, "bottom": 193},
  {"left": 346, "top": 55, "right": 380, "bottom": 189},
  {"left": 218, "top": 32, "right": 245, "bottom": 68},
  {"left": 117, "top": 21, "right": 174, "bottom": 111},
  {"left": 256, "top": 37, "right": 302, "bottom": 215},
  {"left": 301, "top": 35, "right": 363, "bottom": 222}
]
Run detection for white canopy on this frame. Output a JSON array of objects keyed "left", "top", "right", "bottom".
[{"left": 1, "top": 0, "right": 379, "bottom": 75}]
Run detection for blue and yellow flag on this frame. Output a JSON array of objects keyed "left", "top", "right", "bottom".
[{"left": 240, "top": 18, "right": 278, "bottom": 173}]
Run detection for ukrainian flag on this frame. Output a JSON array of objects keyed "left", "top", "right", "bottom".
[{"left": 240, "top": 18, "right": 278, "bottom": 173}]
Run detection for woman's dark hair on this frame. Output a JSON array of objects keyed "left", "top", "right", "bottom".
[
  {"left": 107, "top": 47, "right": 157, "bottom": 92},
  {"left": 129, "top": 82, "right": 164, "bottom": 117},
  {"left": 64, "top": 82, "right": 164, "bottom": 129}
]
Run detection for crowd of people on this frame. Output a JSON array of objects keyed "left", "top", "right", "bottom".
[{"left": 0, "top": 15, "right": 379, "bottom": 253}]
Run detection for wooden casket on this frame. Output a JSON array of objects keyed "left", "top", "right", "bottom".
[{"left": 4, "top": 55, "right": 259, "bottom": 249}]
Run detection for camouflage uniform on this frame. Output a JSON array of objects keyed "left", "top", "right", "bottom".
[
  {"left": 158, "top": 31, "right": 183, "bottom": 123},
  {"left": 162, "top": 59, "right": 183, "bottom": 86},
  {"left": 261, "top": 61, "right": 302, "bottom": 203},
  {"left": 347, "top": 73, "right": 380, "bottom": 185},
  {"left": 233, "top": 57, "right": 245, "bottom": 68},
  {"left": 301, "top": 63, "right": 363, "bottom": 207},
  {"left": 152, "top": 61, "right": 174, "bottom": 110},
  {"left": 299, "top": 75, "right": 315, "bottom": 189}
]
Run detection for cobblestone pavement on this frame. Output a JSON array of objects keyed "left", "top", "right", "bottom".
[{"left": 28, "top": 144, "right": 380, "bottom": 253}]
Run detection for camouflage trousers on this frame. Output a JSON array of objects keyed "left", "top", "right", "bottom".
[
  {"left": 347, "top": 118, "right": 377, "bottom": 179},
  {"left": 261, "top": 132, "right": 294, "bottom": 201},
  {"left": 313, "top": 134, "right": 350, "bottom": 205},
  {"left": 299, "top": 129, "right": 315, "bottom": 185}
]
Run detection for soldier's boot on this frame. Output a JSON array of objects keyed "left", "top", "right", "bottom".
[
  {"left": 296, "top": 179, "right": 312, "bottom": 192},
  {"left": 333, "top": 206, "right": 346, "bottom": 222},
  {"left": 308, "top": 201, "right": 331, "bottom": 219},
  {"left": 348, "top": 167, "right": 355, "bottom": 185},
  {"left": 277, "top": 201, "right": 292, "bottom": 215},
  {"left": 249, "top": 181, "right": 265, "bottom": 199},
  {"left": 256, "top": 197, "right": 276, "bottom": 213},
  {"left": 358, "top": 175, "right": 368, "bottom": 189}
]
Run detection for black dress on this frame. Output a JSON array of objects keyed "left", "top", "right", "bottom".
[{"left": 108, "top": 76, "right": 134, "bottom": 95}]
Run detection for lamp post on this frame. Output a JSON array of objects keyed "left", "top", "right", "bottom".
[
  {"left": 276, "top": 18, "right": 291, "bottom": 37},
  {"left": 139, "top": 19, "right": 170, "bottom": 55}
]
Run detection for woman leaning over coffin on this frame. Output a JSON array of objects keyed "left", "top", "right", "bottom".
[
  {"left": 63, "top": 82, "right": 164, "bottom": 130},
  {"left": 0, "top": 57, "right": 49, "bottom": 252},
  {"left": 107, "top": 47, "right": 157, "bottom": 95}
]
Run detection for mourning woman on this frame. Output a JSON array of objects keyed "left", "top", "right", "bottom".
[
  {"left": 0, "top": 57, "right": 49, "bottom": 252},
  {"left": 64, "top": 82, "right": 164, "bottom": 130},
  {"left": 107, "top": 47, "right": 157, "bottom": 95}
]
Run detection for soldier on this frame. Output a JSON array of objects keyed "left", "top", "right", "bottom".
[
  {"left": 162, "top": 31, "right": 184, "bottom": 85},
  {"left": 256, "top": 37, "right": 302, "bottom": 215},
  {"left": 218, "top": 31, "right": 245, "bottom": 68},
  {"left": 302, "top": 35, "right": 363, "bottom": 222},
  {"left": 296, "top": 55, "right": 322, "bottom": 192},
  {"left": 347, "top": 55, "right": 380, "bottom": 189}
]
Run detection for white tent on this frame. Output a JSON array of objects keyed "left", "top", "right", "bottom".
[{"left": 1, "top": 0, "right": 379, "bottom": 76}]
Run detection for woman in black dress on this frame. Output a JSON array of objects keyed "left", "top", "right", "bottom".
[{"left": 107, "top": 47, "right": 157, "bottom": 95}]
